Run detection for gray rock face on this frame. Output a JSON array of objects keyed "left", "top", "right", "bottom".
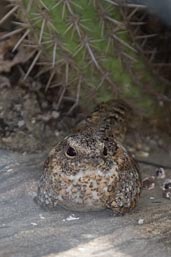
[
  {"left": 0, "top": 149, "right": 171, "bottom": 257},
  {"left": 127, "top": 0, "right": 171, "bottom": 25}
]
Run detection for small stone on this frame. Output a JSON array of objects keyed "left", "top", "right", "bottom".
[
  {"left": 162, "top": 179, "right": 171, "bottom": 200},
  {"left": 41, "top": 101, "right": 48, "bottom": 109},
  {"left": 31, "top": 222, "right": 38, "bottom": 226},
  {"left": 159, "top": 100, "right": 164, "bottom": 107},
  {"left": 162, "top": 179, "right": 171, "bottom": 191},
  {"left": 31, "top": 118, "right": 36, "bottom": 124},
  {"left": 15, "top": 104, "right": 21, "bottom": 111},
  {"left": 39, "top": 214, "right": 45, "bottom": 220},
  {"left": 142, "top": 176, "right": 156, "bottom": 190},
  {"left": 162, "top": 190, "right": 171, "bottom": 200},
  {"left": 136, "top": 143, "right": 142, "bottom": 150},
  {"left": 41, "top": 113, "right": 51, "bottom": 122},
  {"left": 2, "top": 137, "right": 12, "bottom": 143},
  {"left": 54, "top": 130, "right": 60, "bottom": 137},
  {"left": 7, "top": 168, "right": 13, "bottom": 173},
  {"left": 149, "top": 196, "right": 155, "bottom": 200},
  {"left": 144, "top": 146, "right": 150, "bottom": 152},
  {"left": 138, "top": 218, "right": 144, "bottom": 225},
  {"left": 18, "top": 120, "right": 25, "bottom": 128},
  {"left": 138, "top": 151, "right": 149, "bottom": 158},
  {"left": 51, "top": 111, "right": 60, "bottom": 119},
  {"left": 52, "top": 102, "right": 58, "bottom": 110},
  {"left": 63, "top": 214, "right": 80, "bottom": 221},
  {"left": 155, "top": 167, "right": 166, "bottom": 179}
]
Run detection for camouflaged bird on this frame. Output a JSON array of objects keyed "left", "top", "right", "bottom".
[{"left": 36, "top": 100, "right": 142, "bottom": 215}]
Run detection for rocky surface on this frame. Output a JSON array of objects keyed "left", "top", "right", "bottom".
[{"left": 0, "top": 142, "right": 171, "bottom": 257}]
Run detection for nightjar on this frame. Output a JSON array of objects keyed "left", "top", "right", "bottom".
[{"left": 36, "top": 100, "right": 142, "bottom": 215}]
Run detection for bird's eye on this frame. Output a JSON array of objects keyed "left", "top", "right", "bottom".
[
  {"left": 103, "top": 146, "right": 108, "bottom": 156},
  {"left": 65, "top": 146, "right": 77, "bottom": 158}
]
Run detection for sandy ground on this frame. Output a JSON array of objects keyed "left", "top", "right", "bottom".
[{"left": 0, "top": 133, "right": 171, "bottom": 257}]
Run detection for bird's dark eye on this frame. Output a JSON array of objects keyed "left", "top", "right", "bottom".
[
  {"left": 103, "top": 146, "right": 108, "bottom": 156},
  {"left": 65, "top": 146, "right": 77, "bottom": 157}
]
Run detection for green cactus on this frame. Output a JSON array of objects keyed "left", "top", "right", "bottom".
[{"left": 5, "top": 0, "right": 162, "bottom": 112}]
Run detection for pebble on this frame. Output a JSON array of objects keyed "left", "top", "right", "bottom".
[
  {"left": 163, "top": 191, "right": 171, "bottom": 200},
  {"left": 54, "top": 130, "right": 60, "bottom": 137},
  {"left": 7, "top": 168, "right": 13, "bottom": 173},
  {"left": 63, "top": 214, "right": 80, "bottom": 222},
  {"left": 2, "top": 137, "right": 12, "bottom": 143},
  {"left": 41, "top": 101, "right": 48, "bottom": 109},
  {"left": 51, "top": 111, "right": 60, "bottom": 119},
  {"left": 138, "top": 151, "right": 149, "bottom": 158},
  {"left": 18, "top": 120, "right": 25, "bottom": 128},
  {"left": 31, "top": 118, "right": 36, "bottom": 124},
  {"left": 162, "top": 179, "right": 171, "bottom": 200},
  {"left": 142, "top": 176, "right": 156, "bottom": 190},
  {"left": 15, "top": 104, "right": 21, "bottom": 111},
  {"left": 41, "top": 113, "right": 51, "bottom": 122},
  {"left": 155, "top": 167, "right": 166, "bottom": 179},
  {"left": 39, "top": 214, "right": 45, "bottom": 220},
  {"left": 138, "top": 218, "right": 144, "bottom": 225},
  {"left": 162, "top": 179, "right": 171, "bottom": 190},
  {"left": 31, "top": 222, "right": 38, "bottom": 226}
]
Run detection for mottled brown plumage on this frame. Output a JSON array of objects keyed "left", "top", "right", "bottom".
[{"left": 36, "top": 100, "right": 142, "bottom": 215}]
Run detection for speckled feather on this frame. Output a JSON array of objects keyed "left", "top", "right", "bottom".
[{"left": 36, "top": 100, "right": 142, "bottom": 215}]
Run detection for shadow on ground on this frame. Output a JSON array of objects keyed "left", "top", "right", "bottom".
[{"left": 0, "top": 144, "right": 171, "bottom": 257}]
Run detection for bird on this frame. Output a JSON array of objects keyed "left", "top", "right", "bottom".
[{"left": 36, "top": 100, "right": 142, "bottom": 215}]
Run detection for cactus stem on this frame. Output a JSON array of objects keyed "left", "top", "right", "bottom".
[{"left": 7, "top": 0, "right": 165, "bottom": 111}]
